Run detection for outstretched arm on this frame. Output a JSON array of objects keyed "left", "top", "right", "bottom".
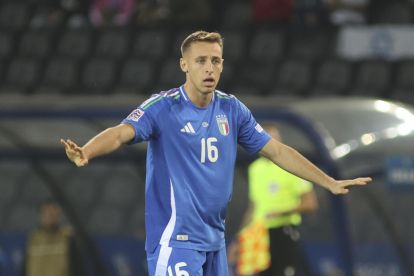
[
  {"left": 259, "top": 138, "right": 372, "bottom": 194},
  {"left": 60, "top": 123, "right": 135, "bottom": 167}
]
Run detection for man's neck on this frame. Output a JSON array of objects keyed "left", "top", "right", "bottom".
[{"left": 184, "top": 83, "right": 213, "bottom": 108}]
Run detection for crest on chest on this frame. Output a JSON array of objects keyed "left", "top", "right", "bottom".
[{"left": 216, "top": 114, "right": 230, "bottom": 136}]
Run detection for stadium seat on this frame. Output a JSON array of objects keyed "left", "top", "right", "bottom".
[
  {"left": 119, "top": 58, "right": 155, "bottom": 91},
  {"left": 273, "top": 59, "right": 313, "bottom": 95},
  {"left": 313, "top": 59, "right": 353, "bottom": 94},
  {"left": 159, "top": 58, "right": 185, "bottom": 88},
  {"left": 81, "top": 57, "right": 118, "bottom": 93},
  {"left": 18, "top": 30, "right": 54, "bottom": 58},
  {"left": 95, "top": 28, "right": 130, "bottom": 59},
  {"left": 171, "top": 29, "right": 194, "bottom": 57},
  {"left": 222, "top": 2, "right": 252, "bottom": 28},
  {"left": 0, "top": 31, "right": 14, "bottom": 60},
  {"left": 88, "top": 205, "right": 126, "bottom": 235},
  {"left": 289, "top": 31, "right": 332, "bottom": 61},
  {"left": 132, "top": 30, "right": 169, "bottom": 61},
  {"left": 221, "top": 31, "right": 246, "bottom": 62},
  {"left": 57, "top": 30, "right": 93, "bottom": 59},
  {"left": 4, "top": 57, "right": 42, "bottom": 92},
  {"left": 350, "top": 60, "right": 392, "bottom": 97},
  {"left": 373, "top": 2, "right": 413, "bottom": 24},
  {"left": 0, "top": 2, "right": 30, "bottom": 31},
  {"left": 41, "top": 56, "right": 79, "bottom": 92},
  {"left": 249, "top": 30, "right": 285, "bottom": 62},
  {"left": 238, "top": 61, "right": 277, "bottom": 92},
  {"left": 395, "top": 60, "right": 414, "bottom": 91}
]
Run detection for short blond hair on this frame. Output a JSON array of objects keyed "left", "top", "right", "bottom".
[{"left": 180, "top": 31, "right": 223, "bottom": 56}]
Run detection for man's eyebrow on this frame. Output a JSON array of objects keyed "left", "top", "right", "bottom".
[{"left": 195, "top": 55, "right": 222, "bottom": 59}]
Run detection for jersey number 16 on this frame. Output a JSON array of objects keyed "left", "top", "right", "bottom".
[{"left": 200, "top": 137, "right": 218, "bottom": 163}]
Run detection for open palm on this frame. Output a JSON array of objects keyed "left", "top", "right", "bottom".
[
  {"left": 60, "top": 139, "right": 88, "bottom": 167},
  {"left": 330, "top": 177, "right": 372, "bottom": 195}
]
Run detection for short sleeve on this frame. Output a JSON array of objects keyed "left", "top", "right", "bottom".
[
  {"left": 121, "top": 106, "right": 158, "bottom": 144},
  {"left": 236, "top": 99, "right": 271, "bottom": 154}
]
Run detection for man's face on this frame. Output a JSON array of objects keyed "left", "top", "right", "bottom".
[
  {"left": 40, "top": 203, "right": 61, "bottom": 229},
  {"left": 181, "top": 41, "right": 223, "bottom": 94}
]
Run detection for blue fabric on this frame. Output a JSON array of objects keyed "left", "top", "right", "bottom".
[
  {"left": 147, "top": 244, "right": 228, "bottom": 276},
  {"left": 122, "top": 86, "right": 271, "bottom": 253}
]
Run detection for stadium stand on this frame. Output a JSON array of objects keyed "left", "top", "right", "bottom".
[
  {"left": 0, "top": 0, "right": 411, "bottom": 100},
  {"left": 0, "top": 2, "right": 414, "bottom": 275},
  {"left": 57, "top": 29, "right": 93, "bottom": 59},
  {"left": 350, "top": 59, "right": 392, "bottom": 97},
  {"left": 312, "top": 58, "right": 353, "bottom": 96}
]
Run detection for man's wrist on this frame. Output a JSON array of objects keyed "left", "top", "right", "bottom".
[
  {"left": 81, "top": 146, "right": 91, "bottom": 160},
  {"left": 323, "top": 177, "right": 336, "bottom": 191}
]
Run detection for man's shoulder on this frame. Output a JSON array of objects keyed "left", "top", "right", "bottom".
[
  {"left": 215, "top": 89, "right": 236, "bottom": 101},
  {"left": 140, "top": 88, "right": 182, "bottom": 111}
]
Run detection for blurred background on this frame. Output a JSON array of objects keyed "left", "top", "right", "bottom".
[{"left": 0, "top": 0, "right": 414, "bottom": 275}]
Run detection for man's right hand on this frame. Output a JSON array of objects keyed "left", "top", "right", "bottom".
[{"left": 60, "top": 139, "right": 88, "bottom": 167}]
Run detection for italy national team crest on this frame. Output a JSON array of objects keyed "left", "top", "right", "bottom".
[{"left": 216, "top": 115, "right": 230, "bottom": 136}]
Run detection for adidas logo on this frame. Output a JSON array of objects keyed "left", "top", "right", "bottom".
[{"left": 180, "top": 122, "right": 195, "bottom": 134}]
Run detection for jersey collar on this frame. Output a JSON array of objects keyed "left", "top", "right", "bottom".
[{"left": 179, "top": 85, "right": 215, "bottom": 105}]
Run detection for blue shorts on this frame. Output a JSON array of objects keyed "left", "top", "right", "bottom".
[{"left": 147, "top": 244, "right": 229, "bottom": 276}]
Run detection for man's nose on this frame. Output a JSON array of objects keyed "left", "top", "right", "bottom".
[{"left": 205, "top": 61, "right": 214, "bottom": 72}]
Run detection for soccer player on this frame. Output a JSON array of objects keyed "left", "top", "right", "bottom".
[{"left": 61, "top": 31, "right": 371, "bottom": 276}]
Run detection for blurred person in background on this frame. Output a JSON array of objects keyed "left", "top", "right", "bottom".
[
  {"left": 228, "top": 123, "right": 318, "bottom": 276},
  {"left": 252, "top": 0, "right": 295, "bottom": 23},
  {"left": 22, "top": 200, "right": 85, "bottom": 276},
  {"left": 30, "top": 0, "right": 66, "bottom": 28},
  {"left": 134, "top": 0, "right": 212, "bottom": 27},
  {"left": 90, "top": 0, "right": 135, "bottom": 27},
  {"left": 61, "top": 30, "right": 371, "bottom": 275}
]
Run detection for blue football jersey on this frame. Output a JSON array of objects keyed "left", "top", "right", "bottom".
[{"left": 122, "top": 86, "right": 271, "bottom": 253}]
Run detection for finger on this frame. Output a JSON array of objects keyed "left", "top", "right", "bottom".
[
  {"left": 60, "top": 139, "right": 70, "bottom": 149},
  {"left": 77, "top": 159, "right": 88, "bottom": 167},
  {"left": 335, "top": 188, "right": 349, "bottom": 195},
  {"left": 67, "top": 139, "right": 78, "bottom": 149},
  {"left": 341, "top": 178, "right": 370, "bottom": 187},
  {"left": 357, "top": 177, "right": 372, "bottom": 183}
]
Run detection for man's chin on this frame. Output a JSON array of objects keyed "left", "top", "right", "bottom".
[{"left": 201, "top": 85, "right": 216, "bottom": 94}]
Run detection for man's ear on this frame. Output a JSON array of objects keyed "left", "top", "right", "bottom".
[{"left": 180, "top": 58, "right": 188, "bottom": 73}]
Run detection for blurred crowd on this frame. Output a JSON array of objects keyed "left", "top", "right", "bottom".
[{"left": 25, "top": 0, "right": 414, "bottom": 30}]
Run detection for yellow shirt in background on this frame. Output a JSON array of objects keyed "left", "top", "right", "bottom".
[{"left": 248, "top": 157, "right": 312, "bottom": 229}]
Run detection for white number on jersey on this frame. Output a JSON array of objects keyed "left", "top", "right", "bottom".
[
  {"left": 167, "top": 262, "right": 189, "bottom": 276},
  {"left": 200, "top": 137, "right": 218, "bottom": 163}
]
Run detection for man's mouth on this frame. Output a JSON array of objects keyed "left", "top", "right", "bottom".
[{"left": 203, "top": 78, "right": 215, "bottom": 86}]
